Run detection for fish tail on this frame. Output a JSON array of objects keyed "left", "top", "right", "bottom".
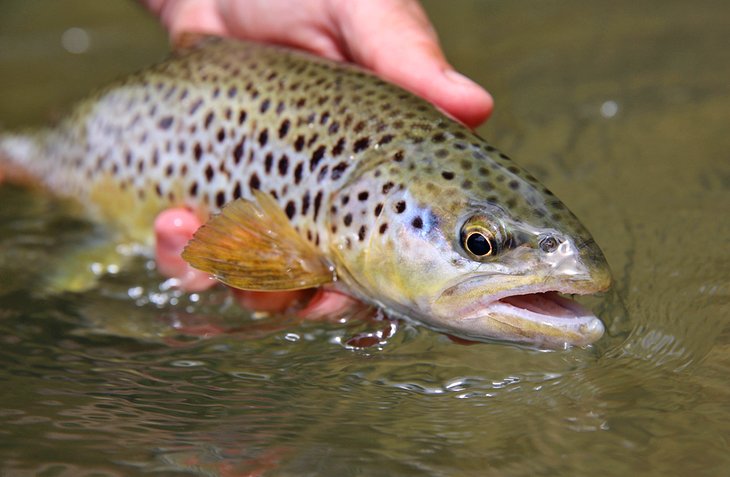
[{"left": 0, "top": 130, "right": 46, "bottom": 186}]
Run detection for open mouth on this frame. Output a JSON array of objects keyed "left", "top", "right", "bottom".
[{"left": 498, "top": 291, "right": 593, "bottom": 321}]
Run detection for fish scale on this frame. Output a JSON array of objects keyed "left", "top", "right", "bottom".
[{"left": 0, "top": 38, "right": 612, "bottom": 347}]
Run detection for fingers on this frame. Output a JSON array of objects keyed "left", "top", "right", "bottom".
[
  {"left": 154, "top": 208, "right": 215, "bottom": 292},
  {"left": 144, "top": 0, "right": 227, "bottom": 41},
  {"left": 332, "top": 0, "right": 493, "bottom": 128},
  {"left": 232, "top": 289, "right": 312, "bottom": 313}
]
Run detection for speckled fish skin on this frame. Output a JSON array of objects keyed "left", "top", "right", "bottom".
[{"left": 0, "top": 38, "right": 612, "bottom": 348}]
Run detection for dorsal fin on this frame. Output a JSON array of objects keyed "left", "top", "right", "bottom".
[{"left": 182, "top": 190, "right": 334, "bottom": 291}]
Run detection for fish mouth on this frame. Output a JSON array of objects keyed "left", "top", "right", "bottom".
[{"left": 432, "top": 276, "right": 609, "bottom": 348}]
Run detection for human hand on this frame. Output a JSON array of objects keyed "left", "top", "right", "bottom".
[{"left": 144, "top": 0, "right": 493, "bottom": 128}]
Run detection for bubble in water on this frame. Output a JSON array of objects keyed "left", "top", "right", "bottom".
[
  {"left": 61, "top": 27, "right": 91, "bottom": 54},
  {"left": 600, "top": 100, "right": 619, "bottom": 118}
]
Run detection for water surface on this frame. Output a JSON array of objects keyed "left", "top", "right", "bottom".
[{"left": 0, "top": 1, "right": 729, "bottom": 475}]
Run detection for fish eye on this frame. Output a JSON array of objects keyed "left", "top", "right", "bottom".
[
  {"left": 459, "top": 215, "right": 505, "bottom": 260},
  {"left": 465, "top": 231, "right": 494, "bottom": 257},
  {"left": 538, "top": 234, "right": 560, "bottom": 253}
]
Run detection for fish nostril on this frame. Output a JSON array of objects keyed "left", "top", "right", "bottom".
[{"left": 538, "top": 235, "right": 560, "bottom": 253}]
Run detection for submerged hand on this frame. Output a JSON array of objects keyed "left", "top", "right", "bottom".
[
  {"left": 155, "top": 208, "right": 359, "bottom": 316},
  {"left": 144, "top": 0, "right": 493, "bottom": 128}
]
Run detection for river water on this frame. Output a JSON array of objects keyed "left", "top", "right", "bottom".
[{"left": 0, "top": 1, "right": 728, "bottom": 475}]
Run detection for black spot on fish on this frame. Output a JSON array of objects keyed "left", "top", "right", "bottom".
[
  {"left": 227, "top": 86, "right": 237, "bottom": 98},
  {"left": 382, "top": 182, "right": 394, "bottom": 194},
  {"left": 258, "top": 129, "right": 269, "bottom": 147},
  {"left": 353, "top": 121, "right": 366, "bottom": 133},
  {"left": 328, "top": 121, "right": 340, "bottom": 134},
  {"left": 320, "top": 112, "right": 330, "bottom": 125},
  {"left": 285, "top": 201, "right": 296, "bottom": 219},
  {"left": 353, "top": 137, "right": 370, "bottom": 153},
  {"left": 302, "top": 192, "right": 311, "bottom": 215},
  {"left": 507, "top": 166, "right": 520, "bottom": 174},
  {"left": 265, "top": 153, "right": 274, "bottom": 174},
  {"left": 344, "top": 213, "right": 353, "bottom": 226},
  {"left": 155, "top": 184, "right": 162, "bottom": 197},
  {"left": 233, "top": 137, "right": 246, "bottom": 164},
  {"left": 374, "top": 203, "right": 383, "bottom": 216},
  {"left": 260, "top": 98, "right": 270, "bottom": 113},
  {"left": 358, "top": 225, "right": 367, "bottom": 241},
  {"left": 233, "top": 182, "right": 241, "bottom": 199},
  {"left": 294, "top": 135, "right": 305, "bottom": 152},
  {"left": 189, "top": 182, "right": 198, "bottom": 197},
  {"left": 278, "top": 155, "right": 289, "bottom": 176},
  {"left": 332, "top": 138, "right": 346, "bottom": 156},
  {"left": 341, "top": 195, "right": 350, "bottom": 205},
  {"left": 278, "top": 119, "right": 290, "bottom": 138},
  {"left": 189, "top": 99, "right": 203, "bottom": 115},
  {"left": 307, "top": 133, "right": 319, "bottom": 148},
  {"left": 379, "top": 223, "right": 388, "bottom": 234},
  {"left": 393, "top": 151, "right": 404, "bottom": 162},
  {"left": 216, "top": 191, "right": 226, "bottom": 208},
  {"left": 509, "top": 180, "right": 520, "bottom": 190},
  {"left": 294, "top": 162, "right": 304, "bottom": 185},
  {"left": 204, "top": 112, "right": 214, "bottom": 128},
  {"left": 358, "top": 191, "right": 369, "bottom": 201},
  {"left": 462, "top": 180, "right": 473, "bottom": 189},
  {"left": 205, "top": 165, "right": 214, "bottom": 182},
  {"left": 317, "top": 165, "right": 329, "bottom": 182},
  {"left": 217, "top": 128, "right": 226, "bottom": 142},
  {"left": 331, "top": 161, "right": 348, "bottom": 180},
  {"left": 378, "top": 134, "right": 394, "bottom": 146},
  {"left": 238, "top": 110, "right": 247, "bottom": 125},
  {"left": 395, "top": 201, "right": 406, "bottom": 213},
  {"left": 310, "top": 145, "right": 326, "bottom": 171},
  {"left": 432, "top": 132, "right": 446, "bottom": 143},
  {"left": 412, "top": 217, "right": 423, "bottom": 229},
  {"left": 165, "top": 164, "right": 174, "bottom": 177},
  {"left": 313, "top": 191, "right": 323, "bottom": 221},
  {"left": 249, "top": 173, "right": 260, "bottom": 190},
  {"left": 441, "top": 171, "right": 455, "bottom": 180},
  {"left": 158, "top": 116, "right": 173, "bottom": 129}
]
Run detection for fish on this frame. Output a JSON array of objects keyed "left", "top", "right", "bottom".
[{"left": 0, "top": 37, "right": 611, "bottom": 348}]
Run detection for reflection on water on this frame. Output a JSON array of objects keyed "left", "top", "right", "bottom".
[{"left": 1, "top": 0, "right": 729, "bottom": 475}]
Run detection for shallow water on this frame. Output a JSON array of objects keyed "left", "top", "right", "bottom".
[{"left": 1, "top": 0, "right": 729, "bottom": 475}]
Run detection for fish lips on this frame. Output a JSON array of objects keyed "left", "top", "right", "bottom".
[{"left": 430, "top": 274, "right": 610, "bottom": 348}]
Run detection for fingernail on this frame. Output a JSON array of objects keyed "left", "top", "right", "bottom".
[{"left": 444, "top": 69, "right": 480, "bottom": 87}]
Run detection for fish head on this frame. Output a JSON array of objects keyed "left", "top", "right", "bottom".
[{"left": 328, "top": 141, "right": 611, "bottom": 348}]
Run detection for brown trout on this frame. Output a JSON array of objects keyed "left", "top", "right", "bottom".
[{"left": 0, "top": 38, "right": 611, "bottom": 348}]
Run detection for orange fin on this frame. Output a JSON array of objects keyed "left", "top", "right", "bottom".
[{"left": 182, "top": 190, "right": 334, "bottom": 291}]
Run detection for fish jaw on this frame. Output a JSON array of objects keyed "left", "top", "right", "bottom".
[
  {"left": 429, "top": 269, "right": 611, "bottom": 348},
  {"left": 443, "top": 290, "right": 606, "bottom": 349}
]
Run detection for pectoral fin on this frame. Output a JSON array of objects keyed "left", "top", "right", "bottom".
[{"left": 181, "top": 191, "right": 334, "bottom": 291}]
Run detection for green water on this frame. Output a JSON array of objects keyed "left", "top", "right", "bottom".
[{"left": 1, "top": 1, "right": 729, "bottom": 475}]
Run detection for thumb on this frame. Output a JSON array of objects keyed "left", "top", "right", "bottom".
[{"left": 334, "top": 0, "right": 493, "bottom": 128}]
